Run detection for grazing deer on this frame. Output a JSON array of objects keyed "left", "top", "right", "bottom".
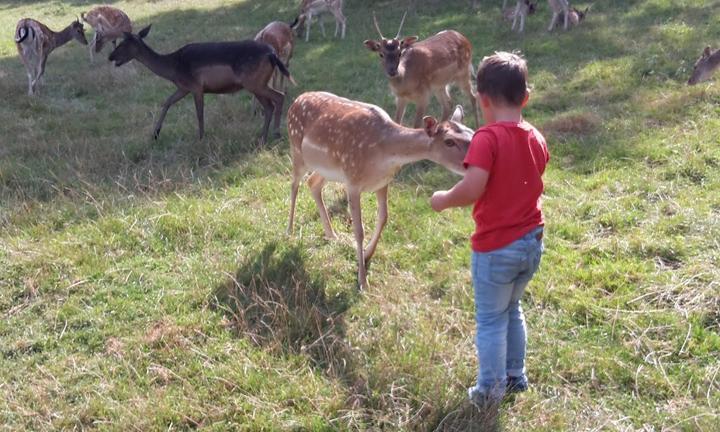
[
  {"left": 14, "top": 18, "right": 87, "bottom": 95},
  {"left": 505, "top": 0, "right": 538, "bottom": 33},
  {"left": 294, "top": 0, "right": 346, "bottom": 42},
  {"left": 554, "top": 6, "right": 589, "bottom": 29},
  {"left": 364, "top": 13, "right": 480, "bottom": 129},
  {"left": 255, "top": 20, "right": 295, "bottom": 95},
  {"left": 286, "top": 91, "right": 473, "bottom": 290},
  {"left": 688, "top": 46, "right": 720, "bottom": 85},
  {"left": 81, "top": 6, "right": 132, "bottom": 62},
  {"left": 108, "top": 25, "right": 294, "bottom": 145},
  {"left": 547, "top": 0, "right": 570, "bottom": 31}
]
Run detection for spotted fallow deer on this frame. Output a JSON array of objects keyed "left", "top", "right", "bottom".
[
  {"left": 81, "top": 6, "right": 132, "bottom": 62},
  {"left": 286, "top": 91, "right": 473, "bottom": 290},
  {"left": 364, "top": 13, "right": 480, "bottom": 129},
  {"left": 108, "top": 25, "right": 294, "bottom": 145},
  {"left": 14, "top": 18, "right": 87, "bottom": 95},
  {"left": 688, "top": 46, "right": 720, "bottom": 85},
  {"left": 294, "top": 0, "right": 346, "bottom": 42}
]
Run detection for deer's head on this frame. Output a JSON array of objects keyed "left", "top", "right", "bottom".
[
  {"left": 363, "top": 12, "right": 417, "bottom": 78},
  {"left": 109, "top": 25, "right": 151, "bottom": 66},
  {"left": 423, "top": 105, "right": 474, "bottom": 175},
  {"left": 688, "top": 46, "right": 716, "bottom": 85},
  {"left": 70, "top": 19, "right": 88, "bottom": 45}
]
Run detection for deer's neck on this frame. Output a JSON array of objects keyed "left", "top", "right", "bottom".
[
  {"left": 134, "top": 43, "right": 179, "bottom": 82},
  {"left": 51, "top": 24, "right": 75, "bottom": 50},
  {"left": 382, "top": 127, "right": 434, "bottom": 164}
]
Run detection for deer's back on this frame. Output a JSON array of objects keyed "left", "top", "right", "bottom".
[
  {"left": 84, "top": 6, "right": 132, "bottom": 33},
  {"left": 175, "top": 40, "right": 274, "bottom": 71}
]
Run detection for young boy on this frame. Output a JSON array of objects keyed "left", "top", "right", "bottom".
[{"left": 430, "top": 51, "right": 549, "bottom": 403}]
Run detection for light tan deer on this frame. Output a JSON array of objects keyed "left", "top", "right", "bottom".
[
  {"left": 547, "top": 0, "right": 570, "bottom": 31},
  {"left": 255, "top": 20, "right": 295, "bottom": 94},
  {"left": 14, "top": 18, "right": 88, "bottom": 95},
  {"left": 364, "top": 13, "right": 480, "bottom": 129},
  {"left": 294, "top": 0, "right": 346, "bottom": 42},
  {"left": 688, "top": 46, "right": 720, "bottom": 85},
  {"left": 81, "top": 6, "right": 132, "bottom": 62},
  {"left": 505, "top": 0, "right": 538, "bottom": 33},
  {"left": 286, "top": 91, "right": 473, "bottom": 290}
]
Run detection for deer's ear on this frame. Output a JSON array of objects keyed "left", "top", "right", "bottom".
[
  {"left": 401, "top": 36, "right": 418, "bottom": 48},
  {"left": 703, "top": 46, "right": 712, "bottom": 57},
  {"left": 423, "top": 116, "right": 438, "bottom": 137},
  {"left": 364, "top": 40, "right": 381, "bottom": 52},
  {"left": 450, "top": 105, "right": 465, "bottom": 123},
  {"left": 138, "top": 24, "right": 152, "bottom": 39}
]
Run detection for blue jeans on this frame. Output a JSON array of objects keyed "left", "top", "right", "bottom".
[{"left": 468, "top": 226, "right": 544, "bottom": 401}]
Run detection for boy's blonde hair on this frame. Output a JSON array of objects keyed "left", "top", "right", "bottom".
[{"left": 476, "top": 51, "right": 529, "bottom": 106}]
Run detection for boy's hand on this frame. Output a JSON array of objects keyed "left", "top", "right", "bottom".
[{"left": 430, "top": 191, "right": 447, "bottom": 212}]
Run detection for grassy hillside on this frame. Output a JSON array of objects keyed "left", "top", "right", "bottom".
[{"left": 1, "top": 0, "right": 718, "bottom": 430}]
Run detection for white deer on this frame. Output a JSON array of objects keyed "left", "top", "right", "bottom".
[
  {"left": 294, "top": 0, "right": 346, "bottom": 42},
  {"left": 287, "top": 91, "right": 474, "bottom": 290}
]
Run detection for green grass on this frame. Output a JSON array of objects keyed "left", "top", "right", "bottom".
[{"left": 1, "top": 0, "right": 719, "bottom": 430}]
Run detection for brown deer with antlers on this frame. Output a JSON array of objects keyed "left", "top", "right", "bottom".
[
  {"left": 14, "top": 18, "right": 87, "bottom": 95},
  {"left": 364, "top": 13, "right": 480, "bottom": 129},
  {"left": 287, "top": 91, "right": 474, "bottom": 290},
  {"left": 81, "top": 5, "right": 132, "bottom": 62}
]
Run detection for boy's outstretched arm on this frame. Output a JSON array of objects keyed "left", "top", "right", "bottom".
[{"left": 430, "top": 166, "right": 489, "bottom": 212}]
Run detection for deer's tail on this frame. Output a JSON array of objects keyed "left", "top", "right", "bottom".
[
  {"left": 15, "top": 25, "right": 30, "bottom": 43},
  {"left": 268, "top": 52, "right": 297, "bottom": 86}
]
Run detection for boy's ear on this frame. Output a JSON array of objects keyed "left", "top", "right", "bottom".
[
  {"left": 423, "top": 116, "right": 438, "bottom": 137},
  {"left": 521, "top": 91, "right": 530, "bottom": 108}
]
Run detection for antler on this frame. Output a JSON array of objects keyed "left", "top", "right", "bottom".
[
  {"left": 372, "top": 11, "right": 385, "bottom": 39},
  {"left": 395, "top": 11, "right": 408, "bottom": 39}
]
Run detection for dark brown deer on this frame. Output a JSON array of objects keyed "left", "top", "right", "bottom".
[
  {"left": 287, "top": 91, "right": 473, "bottom": 290},
  {"left": 81, "top": 5, "right": 132, "bottom": 62},
  {"left": 364, "top": 13, "right": 480, "bottom": 129},
  {"left": 108, "top": 25, "right": 294, "bottom": 145},
  {"left": 14, "top": 18, "right": 88, "bottom": 95},
  {"left": 688, "top": 46, "right": 720, "bottom": 85}
]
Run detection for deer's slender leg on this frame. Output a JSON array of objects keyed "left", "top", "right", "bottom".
[
  {"left": 307, "top": 172, "right": 336, "bottom": 240},
  {"left": 412, "top": 94, "right": 431, "bottom": 129},
  {"left": 192, "top": 91, "right": 205, "bottom": 139},
  {"left": 252, "top": 85, "right": 284, "bottom": 143},
  {"left": 460, "top": 69, "right": 480, "bottom": 128},
  {"left": 394, "top": 97, "right": 408, "bottom": 125},
  {"left": 288, "top": 158, "right": 306, "bottom": 235},
  {"left": 89, "top": 31, "right": 97, "bottom": 62},
  {"left": 253, "top": 94, "right": 274, "bottom": 146},
  {"left": 305, "top": 12, "right": 312, "bottom": 41},
  {"left": 434, "top": 86, "right": 453, "bottom": 121},
  {"left": 319, "top": 15, "right": 326, "bottom": 38},
  {"left": 153, "top": 87, "right": 189, "bottom": 140},
  {"left": 347, "top": 188, "right": 368, "bottom": 290},
  {"left": 548, "top": 13, "right": 558, "bottom": 31},
  {"left": 363, "top": 185, "right": 388, "bottom": 266}
]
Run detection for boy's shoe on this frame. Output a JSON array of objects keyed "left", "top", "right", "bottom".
[{"left": 506, "top": 375, "right": 529, "bottom": 394}]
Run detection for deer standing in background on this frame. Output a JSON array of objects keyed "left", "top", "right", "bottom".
[
  {"left": 505, "top": 0, "right": 538, "bottom": 33},
  {"left": 295, "top": 0, "right": 346, "bottom": 42},
  {"left": 14, "top": 18, "right": 87, "bottom": 95},
  {"left": 108, "top": 25, "right": 294, "bottom": 145},
  {"left": 364, "top": 13, "right": 480, "bottom": 129},
  {"left": 255, "top": 20, "right": 295, "bottom": 95},
  {"left": 547, "top": 0, "right": 570, "bottom": 31},
  {"left": 688, "top": 46, "right": 720, "bottom": 85},
  {"left": 286, "top": 91, "right": 473, "bottom": 290},
  {"left": 81, "top": 6, "right": 132, "bottom": 62}
]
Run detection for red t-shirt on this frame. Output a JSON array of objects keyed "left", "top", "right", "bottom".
[{"left": 463, "top": 120, "right": 549, "bottom": 252}]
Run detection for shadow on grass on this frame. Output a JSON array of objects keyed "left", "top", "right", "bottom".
[{"left": 211, "top": 241, "right": 358, "bottom": 379}]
